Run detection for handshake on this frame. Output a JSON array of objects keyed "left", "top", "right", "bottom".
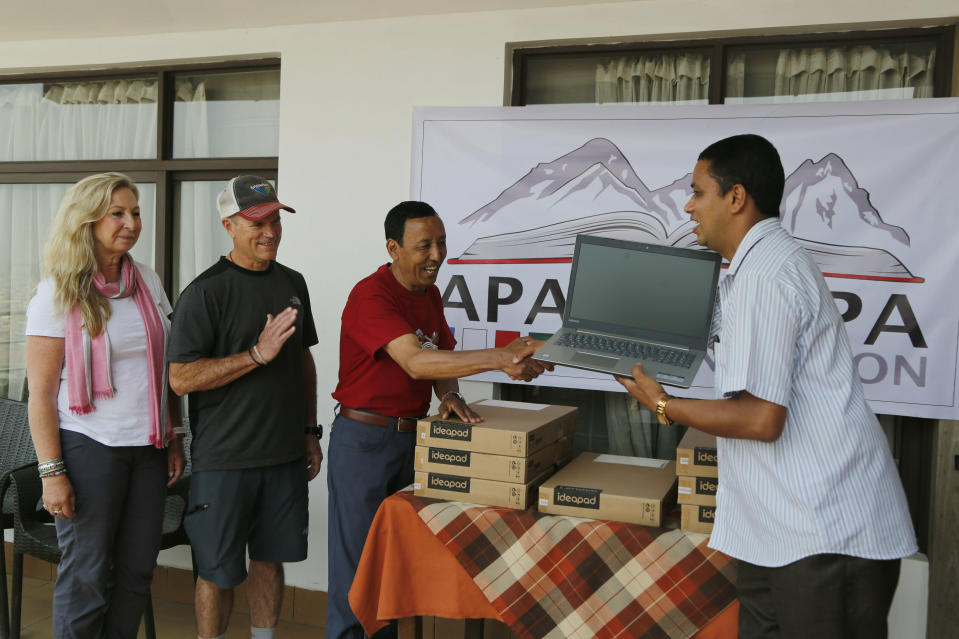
[{"left": 499, "top": 336, "right": 553, "bottom": 382}]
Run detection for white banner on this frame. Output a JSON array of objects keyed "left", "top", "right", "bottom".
[{"left": 411, "top": 100, "right": 959, "bottom": 419}]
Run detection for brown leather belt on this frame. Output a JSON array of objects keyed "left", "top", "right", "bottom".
[{"left": 339, "top": 406, "right": 418, "bottom": 432}]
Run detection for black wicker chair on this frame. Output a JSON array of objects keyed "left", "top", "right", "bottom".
[
  {"left": 8, "top": 463, "right": 59, "bottom": 639},
  {"left": 156, "top": 427, "right": 193, "bottom": 559},
  {"left": 8, "top": 441, "right": 194, "bottom": 639},
  {"left": 0, "top": 399, "right": 38, "bottom": 639}
]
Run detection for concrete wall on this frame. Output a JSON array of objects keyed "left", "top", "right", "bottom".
[{"left": 1, "top": 0, "right": 956, "bottom": 592}]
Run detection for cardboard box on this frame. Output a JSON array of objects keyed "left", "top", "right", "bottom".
[
  {"left": 538, "top": 452, "right": 677, "bottom": 527},
  {"left": 677, "top": 475, "right": 718, "bottom": 506},
  {"left": 681, "top": 503, "right": 716, "bottom": 533},
  {"left": 413, "top": 468, "right": 552, "bottom": 509},
  {"left": 417, "top": 400, "right": 578, "bottom": 456},
  {"left": 675, "top": 428, "right": 718, "bottom": 477},
  {"left": 414, "top": 437, "right": 572, "bottom": 483}
]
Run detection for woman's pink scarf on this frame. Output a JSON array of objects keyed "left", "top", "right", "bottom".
[{"left": 64, "top": 255, "right": 173, "bottom": 448}]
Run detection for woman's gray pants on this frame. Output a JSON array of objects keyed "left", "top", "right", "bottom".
[{"left": 53, "top": 429, "right": 167, "bottom": 639}]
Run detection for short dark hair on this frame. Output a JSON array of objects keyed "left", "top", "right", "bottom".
[
  {"left": 384, "top": 201, "right": 438, "bottom": 244},
  {"left": 698, "top": 134, "right": 784, "bottom": 218}
]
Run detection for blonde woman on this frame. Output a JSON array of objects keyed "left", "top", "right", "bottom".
[{"left": 25, "top": 173, "right": 185, "bottom": 639}]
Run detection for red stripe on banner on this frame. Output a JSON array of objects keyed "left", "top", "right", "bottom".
[
  {"left": 820, "top": 272, "right": 925, "bottom": 283},
  {"left": 495, "top": 331, "right": 520, "bottom": 348}
]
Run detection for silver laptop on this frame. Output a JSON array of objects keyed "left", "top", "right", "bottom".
[{"left": 533, "top": 235, "right": 721, "bottom": 388}]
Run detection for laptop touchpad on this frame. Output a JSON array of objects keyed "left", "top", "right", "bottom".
[{"left": 572, "top": 352, "right": 618, "bottom": 368}]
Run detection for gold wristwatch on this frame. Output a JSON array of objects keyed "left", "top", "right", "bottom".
[{"left": 656, "top": 395, "right": 674, "bottom": 426}]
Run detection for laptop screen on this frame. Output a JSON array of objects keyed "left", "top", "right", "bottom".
[{"left": 566, "top": 238, "right": 720, "bottom": 344}]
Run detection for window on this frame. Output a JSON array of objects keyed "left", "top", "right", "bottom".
[
  {"left": 510, "top": 26, "right": 954, "bottom": 106},
  {"left": 726, "top": 39, "right": 941, "bottom": 103},
  {"left": 0, "top": 78, "right": 158, "bottom": 161},
  {"left": 173, "top": 69, "right": 280, "bottom": 159},
  {"left": 0, "top": 60, "right": 280, "bottom": 401}
]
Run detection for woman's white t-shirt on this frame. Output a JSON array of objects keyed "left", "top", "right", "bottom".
[{"left": 25, "top": 262, "right": 173, "bottom": 447}]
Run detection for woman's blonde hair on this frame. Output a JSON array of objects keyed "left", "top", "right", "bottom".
[{"left": 43, "top": 172, "right": 140, "bottom": 337}]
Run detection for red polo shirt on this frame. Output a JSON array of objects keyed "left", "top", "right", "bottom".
[{"left": 333, "top": 264, "right": 456, "bottom": 417}]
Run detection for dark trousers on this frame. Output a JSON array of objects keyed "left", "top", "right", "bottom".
[
  {"left": 326, "top": 414, "right": 416, "bottom": 639},
  {"left": 54, "top": 429, "right": 167, "bottom": 639},
  {"left": 737, "top": 554, "right": 902, "bottom": 639}
]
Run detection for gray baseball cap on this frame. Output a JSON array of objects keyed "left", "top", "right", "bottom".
[{"left": 217, "top": 175, "right": 295, "bottom": 221}]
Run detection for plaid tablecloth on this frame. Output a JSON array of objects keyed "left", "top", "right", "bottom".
[{"left": 402, "top": 491, "right": 737, "bottom": 639}]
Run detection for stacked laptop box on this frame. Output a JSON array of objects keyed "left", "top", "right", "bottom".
[
  {"left": 676, "top": 428, "right": 719, "bottom": 534},
  {"left": 537, "top": 452, "right": 678, "bottom": 527},
  {"left": 413, "top": 399, "right": 577, "bottom": 509}
]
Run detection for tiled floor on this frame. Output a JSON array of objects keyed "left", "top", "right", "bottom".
[{"left": 7, "top": 575, "right": 326, "bottom": 639}]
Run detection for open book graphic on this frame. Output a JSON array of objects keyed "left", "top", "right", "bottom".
[{"left": 451, "top": 212, "right": 922, "bottom": 282}]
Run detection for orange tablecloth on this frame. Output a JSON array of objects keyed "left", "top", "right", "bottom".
[{"left": 350, "top": 492, "right": 737, "bottom": 638}]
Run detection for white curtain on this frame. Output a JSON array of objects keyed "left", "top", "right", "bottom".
[
  {"left": 0, "top": 185, "right": 66, "bottom": 399},
  {"left": 595, "top": 53, "right": 710, "bottom": 104},
  {"left": 172, "top": 76, "right": 279, "bottom": 158},
  {"left": 0, "top": 80, "right": 157, "bottom": 161},
  {"left": 773, "top": 45, "right": 934, "bottom": 101},
  {"left": 0, "top": 78, "right": 215, "bottom": 161},
  {"left": 173, "top": 80, "right": 211, "bottom": 158},
  {"left": 175, "top": 180, "right": 231, "bottom": 296},
  {"left": 725, "top": 53, "right": 748, "bottom": 100}
]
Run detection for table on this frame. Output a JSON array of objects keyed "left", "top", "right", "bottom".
[{"left": 350, "top": 491, "right": 738, "bottom": 639}]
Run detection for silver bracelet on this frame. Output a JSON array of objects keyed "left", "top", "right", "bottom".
[
  {"left": 252, "top": 344, "right": 267, "bottom": 365},
  {"left": 38, "top": 457, "right": 67, "bottom": 478},
  {"left": 38, "top": 458, "right": 66, "bottom": 473}
]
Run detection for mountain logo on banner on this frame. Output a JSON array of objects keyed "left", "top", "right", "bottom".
[{"left": 450, "top": 138, "right": 921, "bottom": 283}]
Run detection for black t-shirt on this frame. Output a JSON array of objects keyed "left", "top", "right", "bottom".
[{"left": 166, "top": 258, "right": 318, "bottom": 472}]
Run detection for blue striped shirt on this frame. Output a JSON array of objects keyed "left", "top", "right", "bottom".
[{"left": 708, "top": 217, "right": 917, "bottom": 567}]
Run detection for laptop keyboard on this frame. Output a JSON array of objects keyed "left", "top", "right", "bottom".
[{"left": 557, "top": 332, "right": 696, "bottom": 368}]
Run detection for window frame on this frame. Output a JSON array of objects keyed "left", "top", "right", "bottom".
[
  {"left": 507, "top": 25, "right": 955, "bottom": 106},
  {"left": 0, "top": 58, "right": 282, "bottom": 290}
]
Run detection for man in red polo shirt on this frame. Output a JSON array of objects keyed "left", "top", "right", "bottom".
[{"left": 328, "top": 200, "right": 547, "bottom": 639}]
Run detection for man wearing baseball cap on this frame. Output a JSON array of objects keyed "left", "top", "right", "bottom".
[{"left": 167, "top": 175, "right": 323, "bottom": 639}]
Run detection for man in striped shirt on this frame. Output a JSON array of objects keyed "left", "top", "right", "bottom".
[{"left": 618, "top": 134, "right": 916, "bottom": 639}]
